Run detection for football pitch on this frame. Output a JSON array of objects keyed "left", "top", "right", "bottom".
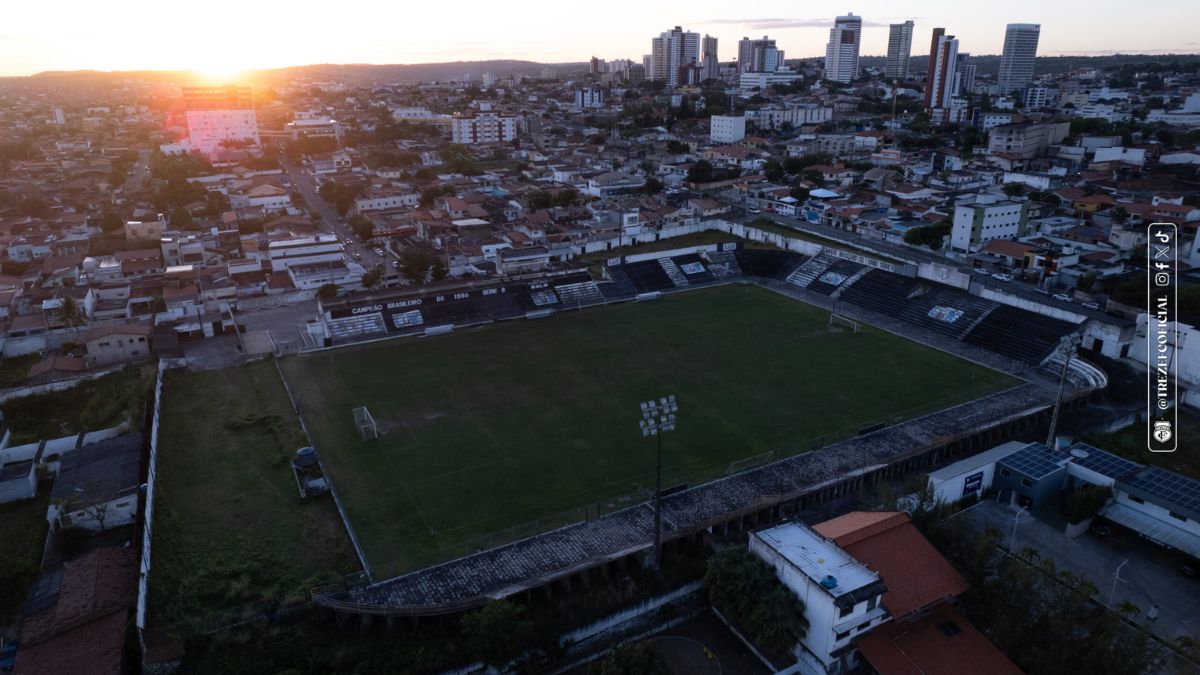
[{"left": 280, "top": 284, "right": 1016, "bottom": 576}]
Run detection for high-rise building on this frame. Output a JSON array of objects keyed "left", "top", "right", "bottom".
[
  {"left": 701, "top": 35, "right": 720, "bottom": 81},
  {"left": 650, "top": 26, "right": 700, "bottom": 87},
  {"left": 923, "top": 29, "right": 959, "bottom": 111},
  {"left": 182, "top": 86, "right": 259, "bottom": 156},
  {"left": 451, "top": 110, "right": 519, "bottom": 145},
  {"left": 737, "top": 36, "right": 783, "bottom": 74},
  {"left": 997, "top": 23, "right": 1040, "bottom": 96},
  {"left": 590, "top": 57, "right": 605, "bottom": 76},
  {"left": 954, "top": 53, "right": 976, "bottom": 95},
  {"left": 824, "top": 13, "right": 863, "bottom": 83},
  {"left": 885, "top": 21, "right": 914, "bottom": 81}
]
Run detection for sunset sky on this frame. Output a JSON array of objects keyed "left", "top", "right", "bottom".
[{"left": 2, "top": 0, "right": 1197, "bottom": 78}]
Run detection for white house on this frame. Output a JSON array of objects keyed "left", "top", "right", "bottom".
[{"left": 749, "top": 521, "right": 887, "bottom": 674}]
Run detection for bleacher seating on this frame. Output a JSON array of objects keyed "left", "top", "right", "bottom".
[
  {"left": 327, "top": 313, "right": 388, "bottom": 340},
  {"left": 555, "top": 281, "right": 606, "bottom": 307},
  {"left": 704, "top": 250, "right": 742, "bottom": 279},
  {"left": 671, "top": 254, "right": 715, "bottom": 284},
  {"left": 474, "top": 291, "right": 525, "bottom": 319},
  {"left": 658, "top": 257, "right": 690, "bottom": 287},
  {"left": 529, "top": 290, "right": 559, "bottom": 307},
  {"left": 838, "top": 269, "right": 920, "bottom": 318},
  {"left": 623, "top": 260, "right": 676, "bottom": 292},
  {"left": 323, "top": 247, "right": 1083, "bottom": 369},
  {"left": 419, "top": 298, "right": 478, "bottom": 326},
  {"left": 786, "top": 252, "right": 837, "bottom": 288},
  {"left": 804, "top": 259, "right": 866, "bottom": 297},
  {"left": 599, "top": 267, "right": 638, "bottom": 300},
  {"left": 896, "top": 287, "right": 999, "bottom": 339},
  {"left": 963, "top": 305, "right": 1078, "bottom": 364},
  {"left": 734, "top": 249, "right": 806, "bottom": 280}
]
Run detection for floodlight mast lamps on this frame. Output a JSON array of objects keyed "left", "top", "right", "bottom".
[{"left": 639, "top": 395, "right": 678, "bottom": 577}]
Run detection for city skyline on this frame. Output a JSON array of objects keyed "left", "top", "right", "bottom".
[{"left": 2, "top": 0, "right": 1199, "bottom": 78}]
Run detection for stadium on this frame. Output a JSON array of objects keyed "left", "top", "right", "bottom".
[{"left": 284, "top": 241, "right": 1106, "bottom": 618}]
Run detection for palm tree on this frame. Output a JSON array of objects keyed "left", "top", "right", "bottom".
[{"left": 59, "top": 295, "right": 85, "bottom": 333}]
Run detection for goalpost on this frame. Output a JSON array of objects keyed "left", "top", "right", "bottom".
[
  {"left": 352, "top": 406, "right": 378, "bottom": 440},
  {"left": 829, "top": 313, "right": 860, "bottom": 334}
]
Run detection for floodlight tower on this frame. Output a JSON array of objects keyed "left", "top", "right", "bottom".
[
  {"left": 639, "top": 395, "right": 678, "bottom": 575},
  {"left": 1045, "top": 334, "right": 1082, "bottom": 447}
]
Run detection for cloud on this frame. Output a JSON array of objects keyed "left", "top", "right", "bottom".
[{"left": 699, "top": 17, "right": 917, "bottom": 30}]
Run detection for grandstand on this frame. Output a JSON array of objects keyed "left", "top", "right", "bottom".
[{"left": 317, "top": 244, "right": 1083, "bottom": 370}]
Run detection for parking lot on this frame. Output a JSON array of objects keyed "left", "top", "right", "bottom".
[{"left": 959, "top": 499, "right": 1200, "bottom": 643}]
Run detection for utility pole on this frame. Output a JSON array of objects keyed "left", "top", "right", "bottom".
[{"left": 1109, "top": 559, "right": 1129, "bottom": 607}]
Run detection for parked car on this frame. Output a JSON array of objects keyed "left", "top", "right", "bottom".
[
  {"left": 748, "top": 207, "right": 762, "bottom": 214},
  {"left": 974, "top": 268, "right": 991, "bottom": 275},
  {"left": 1082, "top": 301, "right": 1101, "bottom": 310},
  {"left": 991, "top": 273, "right": 1014, "bottom": 282},
  {"left": 1089, "top": 522, "right": 1111, "bottom": 537},
  {"left": 1053, "top": 293, "right": 1073, "bottom": 303},
  {"left": 1181, "top": 563, "right": 1198, "bottom": 578},
  {"left": 1033, "top": 288, "right": 1050, "bottom": 295},
  {"left": 374, "top": 248, "right": 385, "bottom": 256}
]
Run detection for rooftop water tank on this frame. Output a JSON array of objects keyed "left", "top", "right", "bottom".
[{"left": 820, "top": 575, "right": 838, "bottom": 589}]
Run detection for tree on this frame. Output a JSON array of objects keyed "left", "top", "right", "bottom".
[
  {"left": 461, "top": 601, "right": 532, "bottom": 668},
  {"left": 763, "top": 160, "right": 784, "bottom": 183},
  {"left": 399, "top": 246, "right": 435, "bottom": 283},
  {"left": 430, "top": 258, "right": 449, "bottom": 282},
  {"left": 686, "top": 160, "right": 713, "bottom": 184},
  {"left": 589, "top": 641, "right": 669, "bottom": 675},
  {"left": 903, "top": 221, "right": 952, "bottom": 251},
  {"left": 665, "top": 140, "right": 689, "bottom": 154},
  {"left": 99, "top": 209, "right": 124, "bottom": 234},
  {"left": 317, "top": 283, "right": 339, "bottom": 300},
  {"left": 1002, "top": 183, "right": 1025, "bottom": 197},
  {"left": 361, "top": 265, "right": 384, "bottom": 289},
  {"left": 705, "top": 546, "right": 807, "bottom": 652},
  {"left": 348, "top": 215, "right": 374, "bottom": 241},
  {"left": 170, "top": 206, "right": 195, "bottom": 230},
  {"left": 59, "top": 295, "right": 85, "bottom": 332},
  {"left": 643, "top": 177, "right": 664, "bottom": 195}
]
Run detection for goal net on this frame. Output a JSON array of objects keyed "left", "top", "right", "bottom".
[
  {"left": 829, "top": 313, "right": 860, "bottom": 334},
  {"left": 352, "top": 406, "right": 378, "bottom": 440}
]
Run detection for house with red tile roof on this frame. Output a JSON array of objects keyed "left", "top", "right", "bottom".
[
  {"left": 15, "top": 547, "right": 138, "bottom": 675},
  {"left": 749, "top": 512, "right": 1019, "bottom": 674}
]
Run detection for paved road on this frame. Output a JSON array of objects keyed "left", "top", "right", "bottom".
[
  {"left": 123, "top": 148, "right": 150, "bottom": 192},
  {"left": 959, "top": 499, "right": 1200, "bottom": 643},
  {"left": 279, "top": 154, "right": 395, "bottom": 276}
]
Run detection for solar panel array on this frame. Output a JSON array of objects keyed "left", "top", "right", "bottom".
[
  {"left": 999, "top": 443, "right": 1070, "bottom": 480},
  {"left": 1124, "top": 467, "right": 1200, "bottom": 514},
  {"left": 1069, "top": 443, "right": 1142, "bottom": 480}
]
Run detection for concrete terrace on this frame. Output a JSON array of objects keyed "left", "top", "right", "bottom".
[{"left": 323, "top": 380, "right": 1063, "bottom": 613}]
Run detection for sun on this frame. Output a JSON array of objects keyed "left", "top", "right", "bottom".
[{"left": 195, "top": 61, "right": 245, "bottom": 83}]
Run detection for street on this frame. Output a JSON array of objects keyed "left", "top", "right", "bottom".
[
  {"left": 959, "top": 499, "right": 1200, "bottom": 644},
  {"left": 278, "top": 153, "right": 395, "bottom": 274}
]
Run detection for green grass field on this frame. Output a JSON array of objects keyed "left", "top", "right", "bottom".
[
  {"left": 149, "top": 361, "right": 356, "bottom": 634},
  {"left": 280, "top": 284, "right": 1016, "bottom": 577}
]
